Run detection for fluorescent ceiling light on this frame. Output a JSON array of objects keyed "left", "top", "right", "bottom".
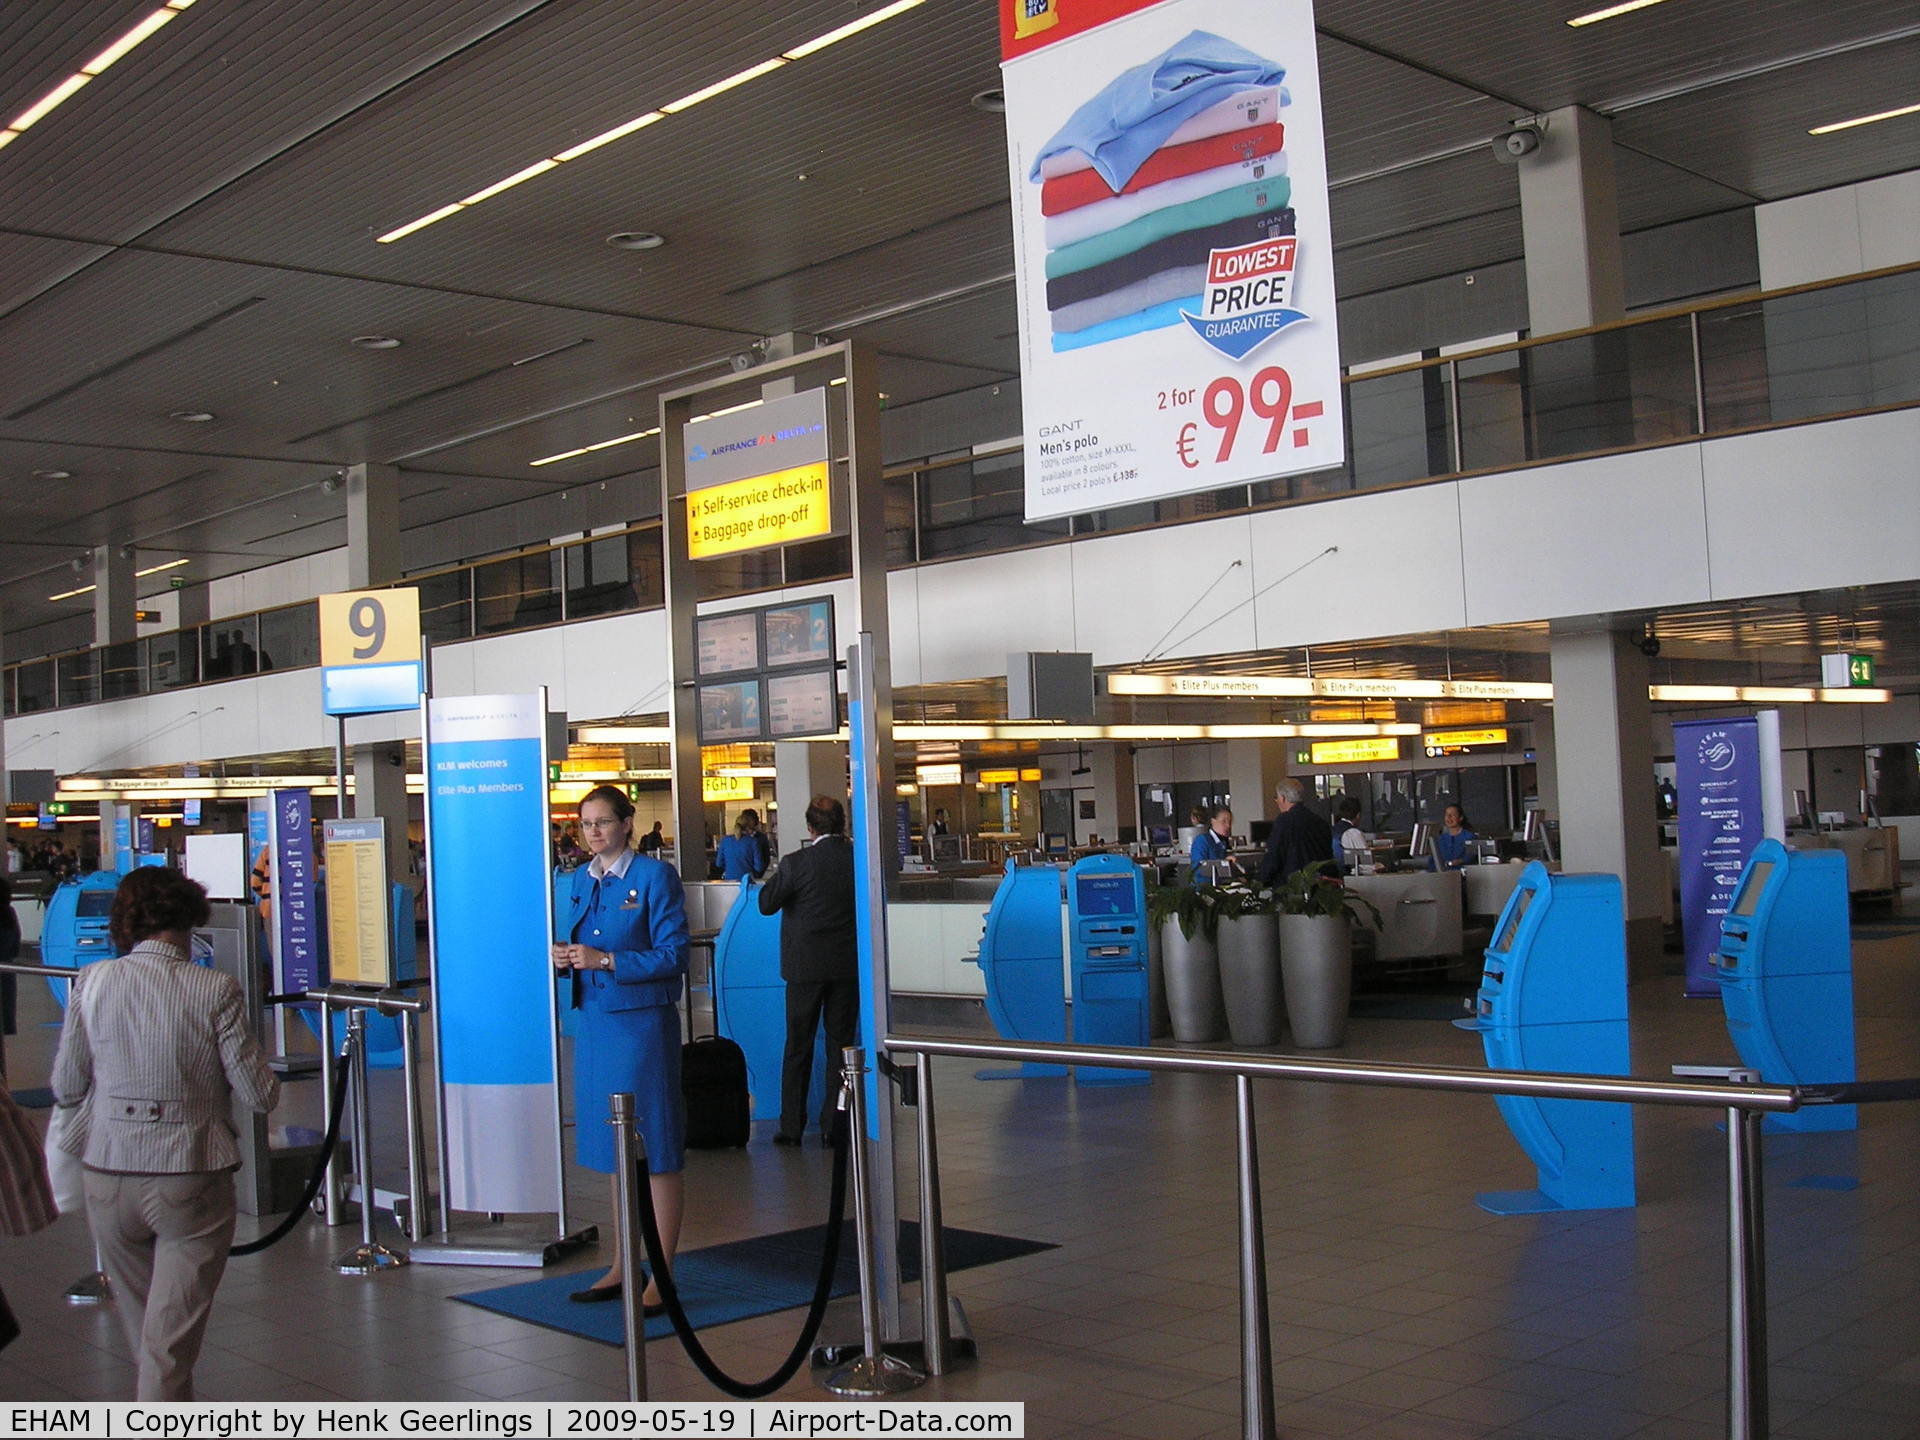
[
  {"left": 134, "top": 557, "right": 189, "bottom": 576},
  {"left": 378, "top": 1, "right": 925, "bottom": 243},
  {"left": 531, "top": 427, "right": 660, "bottom": 468},
  {"left": 1808, "top": 101, "right": 1920, "bottom": 136},
  {"left": 47, "top": 584, "right": 96, "bottom": 602},
  {"left": 1566, "top": 0, "right": 1668, "bottom": 26},
  {"left": 2, "top": 1, "right": 197, "bottom": 147}
]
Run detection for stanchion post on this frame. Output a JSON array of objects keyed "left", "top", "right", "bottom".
[
  {"left": 825, "top": 1047, "right": 925, "bottom": 1398},
  {"left": 610, "top": 1093, "right": 648, "bottom": 1402},
  {"left": 915, "top": 1051, "right": 952, "bottom": 1377},
  {"left": 318, "top": 994, "right": 343, "bottom": 1226},
  {"left": 1235, "top": 1075, "right": 1276, "bottom": 1440},
  {"left": 400, "top": 1006, "right": 430, "bottom": 1241},
  {"left": 1726, "top": 1083, "right": 1769, "bottom": 1440},
  {"left": 335, "top": 1009, "right": 406, "bottom": 1273}
]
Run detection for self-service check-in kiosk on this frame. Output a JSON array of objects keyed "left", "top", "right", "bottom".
[
  {"left": 1066, "top": 854, "right": 1149, "bottom": 1088},
  {"left": 968, "top": 860, "right": 1068, "bottom": 1079},
  {"left": 712, "top": 879, "right": 828, "bottom": 1131},
  {"left": 42, "top": 871, "right": 122, "bottom": 1006},
  {"left": 1461, "top": 863, "right": 1635, "bottom": 1214},
  {"left": 1712, "top": 840, "right": 1856, "bottom": 1132}
]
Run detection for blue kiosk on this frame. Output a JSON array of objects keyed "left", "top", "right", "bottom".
[
  {"left": 42, "top": 871, "right": 123, "bottom": 1006},
  {"left": 969, "top": 860, "right": 1069, "bottom": 1079},
  {"left": 1712, "top": 840, "right": 1856, "bottom": 1132},
  {"left": 1463, "top": 864, "right": 1636, "bottom": 1214},
  {"left": 1065, "top": 854, "right": 1150, "bottom": 1087},
  {"left": 711, "top": 879, "right": 828, "bottom": 1132}
]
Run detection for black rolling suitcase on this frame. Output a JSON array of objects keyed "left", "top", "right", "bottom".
[{"left": 680, "top": 1034, "right": 751, "bottom": 1149}]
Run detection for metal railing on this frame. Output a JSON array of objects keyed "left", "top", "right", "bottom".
[
  {"left": 8, "top": 260, "right": 1919, "bottom": 717},
  {"left": 886, "top": 1033, "right": 1816, "bottom": 1440}
]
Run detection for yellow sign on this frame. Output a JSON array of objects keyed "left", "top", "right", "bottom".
[
  {"left": 686, "top": 462, "right": 831, "bottom": 559},
  {"left": 319, "top": 589, "right": 421, "bottom": 668},
  {"left": 1424, "top": 727, "right": 1509, "bottom": 750},
  {"left": 322, "top": 819, "right": 391, "bottom": 987},
  {"left": 977, "top": 768, "right": 1019, "bottom": 784},
  {"left": 1308, "top": 738, "right": 1402, "bottom": 765},
  {"left": 702, "top": 775, "right": 756, "bottom": 802}
]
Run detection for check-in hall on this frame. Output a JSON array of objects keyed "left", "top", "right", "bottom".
[{"left": 3, "top": 2, "right": 1920, "bottom": 1437}]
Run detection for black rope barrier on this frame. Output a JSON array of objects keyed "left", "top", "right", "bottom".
[
  {"left": 634, "top": 1113, "right": 852, "bottom": 1398},
  {"left": 229, "top": 1033, "right": 356, "bottom": 1258}
]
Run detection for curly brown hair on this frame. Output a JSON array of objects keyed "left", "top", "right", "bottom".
[{"left": 110, "top": 867, "right": 212, "bottom": 953}]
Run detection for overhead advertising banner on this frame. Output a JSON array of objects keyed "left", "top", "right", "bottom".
[
  {"left": 683, "top": 388, "right": 833, "bottom": 559},
  {"left": 1001, "top": 0, "right": 1342, "bottom": 521},
  {"left": 1673, "top": 717, "right": 1763, "bottom": 999},
  {"left": 270, "top": 788, "right": 322, "bottom": 995},
  {"left": 426, "top": 692, "right": 562, "bottom": 1215}
]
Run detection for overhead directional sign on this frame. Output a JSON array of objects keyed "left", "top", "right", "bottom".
[
  {"left": 683, "top": 388, "right": 835, "bottom": 560},
  {"left": 319, "top": 588, "right": 422, "bottom": 716}
]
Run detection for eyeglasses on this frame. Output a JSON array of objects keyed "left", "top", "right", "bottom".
[{"left": 578, "top": 818, "right": 622, "bottom": 831}]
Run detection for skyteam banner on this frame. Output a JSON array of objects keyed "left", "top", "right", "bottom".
[
  {"left": 1674, "top": 717, "right": 1764, "bottom": 999},
  {"left": 426, "top": 692, "right": 561, "bottom": 1215},
  {"left": 270, "top": 787, "right": 321, "bottom": 995}
]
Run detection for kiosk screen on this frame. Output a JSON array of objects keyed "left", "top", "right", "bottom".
[
  {"left": 1074, "top": 872, "right": 1133, "bottom": 917},
  {"left": 1731, "top": 861, "right": 1773, "bottom": 917},
  {"left": 1497, "top": 887, "right": 1534, "bottom": 953},
  {"left": 76, "top": 891, "right": 115, "bottom": 919}
]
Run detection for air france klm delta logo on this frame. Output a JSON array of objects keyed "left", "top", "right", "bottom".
[{"left": 1182, "top": 235, "right": 1309, "bottom": 360}]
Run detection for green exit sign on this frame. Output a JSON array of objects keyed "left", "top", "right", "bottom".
[
  {"left": 1822, "top": 651, "right": 1877, "bottom": 688},
  {"left": 548, "top": 763, "right": 562, "bottom": 782},
  {"left": 1294, "top": 748, "right": 1312, "bottom": 766},
  {"left": 45, "top": 801, "right": 70, "bottom": 815},
  {"left": 1849, "top": 654, "right": 1875, "bottom": 686}
]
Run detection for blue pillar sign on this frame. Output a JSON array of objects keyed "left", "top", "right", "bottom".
[
  {"left": 270, "top": 788, "right": 321, "bottom": 995},
  {"left": 425, "top": 692, "right": 563, "bottom": 1215},
  {"left": 1674, "top": 717, "right": 1763, "bottom": 998}
]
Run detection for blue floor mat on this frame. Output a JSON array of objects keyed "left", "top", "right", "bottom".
[{"left": 450, "top": 1220, "right": 1053, "bottom": 1347}]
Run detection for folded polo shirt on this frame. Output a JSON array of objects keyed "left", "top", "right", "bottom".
[
  {"left": 1045, "top": 175, "right": 1292, "bottom": 280},
  {"left": 1046, "top": 208, "right": 1295, "bottom": 312},
  {"left": 1031, "top": 31, "right": 1287, "bottom": 191},
  {"left": 1051, "top": 294, "right": 1200, "bottom": 353},
  {"left": 1042, "top": 122, "right": 1284, "bottom": 215},
  {"left": 1038, "top": 86, "right": 1281, "bottom": 181},
  {"left": 1045, "top": 150, "right": 1288, "bottom": 250},
  {"left": 1053, "top": 263, "right": 1207, "bottom": 335}
]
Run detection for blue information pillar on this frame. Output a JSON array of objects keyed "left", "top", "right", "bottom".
[
  {"left": 1464, "top": 864, "right": 1636, "bottom": 1214},
  {"left": 1713, "top": 840, "right": 1856, "bottom": 1132},
  {"left": 1066, "top": 854, "right": 1150, "bottom": 1088},
  {"left": 970, "top": 860, "right": 1068, "bottom": 1079}
]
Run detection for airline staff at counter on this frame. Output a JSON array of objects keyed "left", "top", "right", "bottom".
[
  {"left": 1431, "top": 805, "right": 1479, "bottom": 870},
  {"left": 1189, "top": 805, "right": 1237, "bottom": 882}
]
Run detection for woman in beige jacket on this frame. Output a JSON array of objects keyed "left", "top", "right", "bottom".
[{"left": 52, "top": 868, "right": 279, "bottom": 1400}]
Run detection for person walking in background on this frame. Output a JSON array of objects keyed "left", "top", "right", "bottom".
[
  {"left": 1257, "top": 777, "right": 1335, "bottom": 887},
  {"left": 638, "top": 820, "right": 665, "bottom": 856},
  {"left": 50, "top": 868, "right": 280, "bottom": 1400},
  {"left": 758, "top": 795, "right": 858, "bottom": 1147},
  {"left": 716, "top": 810, "right": 769, "bottom": 881}
]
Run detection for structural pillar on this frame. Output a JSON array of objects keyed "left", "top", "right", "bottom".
[
  {"left": 343, "top": 462, "right": 410, "bottom": 879},
  {"left": 773, "top": 741, "right": 846, "bottom": 859},
  {"left": 98, "top": 799, "right": 134, "bottom": 872},
  {"left": 1548, "top": 625, "right": 1665, "bottom": 981},
  {"left": 1226, "top": 738, "right": 1293, "bottom": 829},
  {"left": 92, "top": 544, "right": 137, "bottom": 648}
]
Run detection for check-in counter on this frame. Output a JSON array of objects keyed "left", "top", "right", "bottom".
[
  {"left": 1464, "top": 862, "right": 1526, "bottom": 919},
  {"left": 1346, "top": 871, "right": 1463, "bottom": 961},
  {"left": 1792, "top": 826, "right": 1899, "bottom": 895}
]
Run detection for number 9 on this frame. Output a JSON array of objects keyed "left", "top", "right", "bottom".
[{"left": 348, "top": 596, "right": 385, "bottom": 659}]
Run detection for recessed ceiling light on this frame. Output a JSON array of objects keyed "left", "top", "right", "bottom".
[
  {"left": 606, "top": 232, "right": 666, "bottom": 250},
  {"left": 31, "top": 468, "right": 72, "bottom": 479},
  {"left": 1566, "top": 0, "right": 1668, "bottom": 25},
  {"left": 351, "top": 334, "right": 402, "bottom": 349},
  {"left": 375, "top": 0, "right": 926, "bottom": 244},
  {"left": 168, "top": 410, "right": 215, "bottom": 422},
  {"left": 970, "top": 88, "right": 1006, "bottom": 114},
  {"left": 1809, "top": 101, "right": 1920, "bottom": 136}
]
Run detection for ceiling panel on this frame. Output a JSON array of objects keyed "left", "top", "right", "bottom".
[
  {"left": 1331, "top": 148, "right": 1518, "bottom": 250},
  {"left": 0, "top": 0, "right": 154, "bottom": 122},
  {"left": 1613, "top": 146, "right": 1755, "bottom": 232},
  {"left": 1318, "top": 33, "right": 1512, "bottom": 180},
  {"left": 1333, "top": 207, "right": 1525, "bottom": 298}
]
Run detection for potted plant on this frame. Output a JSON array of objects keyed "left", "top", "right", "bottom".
[
  {"left": 1147, "top": 882, "right": 1224, "bottom": 1044},
  {"left": 1274, "top": 865, "right": 1383, "bottom": 1049},
  {"left": 1210, "top": 879, "right": 1285, "bottom": 1047}
]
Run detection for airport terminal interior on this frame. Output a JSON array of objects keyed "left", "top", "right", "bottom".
[{"left": 4, "top": 0, "right": 1920, "bottom": 1435}]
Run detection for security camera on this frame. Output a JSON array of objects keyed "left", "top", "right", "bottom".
[
  {"left": 71, "top": 555, "right": 88, "bottom": 574},
  {"left": 1492, "top": 121, "right": 1543, "bottom": 164},
  {"left": 1637, "top": 628, "right": 1661, "bottom": 659},
  {"left": 727, "top": 344, "right": 765, "bottom": 373},
  {"left": 117, "top": 544, "right": 136, "bottom": 562},
  {"left": 318, "top": 475, "right": 341, "bottom": 495}
]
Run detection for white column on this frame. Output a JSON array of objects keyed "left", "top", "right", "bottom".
[
  {"left": 92, "top": 544, "right": 137, "bottom": 648},
  {"left": 773, "top": 741, "right": 846, "bottom": 859},
  {"left": 1548, "top": 625, "right": 1665, "bottom": 981},
  {"left": 1517, "top": 106, "right": 1625, "bottom": 336}
]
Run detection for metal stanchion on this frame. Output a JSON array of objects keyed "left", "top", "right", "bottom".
[
  {"left": 825, "top": 1047, "right": 925, "bottom": 1398},
  {"left": 1726, "top": 1076, "right": 1769, "bottom": 1440},
  {"left": 400, "top": 1007, "right": 430, "bottom": 1241},
  {"left": 317, "top": 994, "right": 344, "bottom": 1226},
  {"left": 915, "top": 1051, "right": 952, "bottom": 1378},
  {"left": 610, "top": 1094, "right": 650, "bottom": 1402},
  {"left": 335, "top": 1009, "right": 406, "bottom": 1274},
  {"left": 63, "top": 1245, "right": 111, "bottom": 1306},
  {"left": 1235, "top": 1075, "right": 1276, "bottom": 1440}
]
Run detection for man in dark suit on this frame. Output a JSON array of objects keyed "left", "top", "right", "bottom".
[
  {"left": 1257, "top": 777, "right": 1335, "bottom": 887},
  {"left": 757, "top": 795, "right": 858, "bottom": 1146}
]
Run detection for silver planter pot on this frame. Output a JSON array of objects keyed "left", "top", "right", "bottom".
[
  {"left": 1159, "top": 917, "right": 1225, "bottom": 1044},
  {"left": 1278, "top": 914, "right": 1353, "bottom": 1049},
  {"left": 1216, "top": 913, "right": 1284, "bottom": 1047}
]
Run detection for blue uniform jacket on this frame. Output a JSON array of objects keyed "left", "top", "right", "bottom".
[
  {"left": 561, "top": 854, "right": 689, "bottom": 1013},
  {"left": 1189, "top": 828, "right": 1231, "bottom": 881}
]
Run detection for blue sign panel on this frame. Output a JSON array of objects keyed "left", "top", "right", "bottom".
[
  {"left": 272, "top": 788, "right": 321, "bottom": 994},
  {"left": 113, "top": 811, "right": 134, "bottom": 873},
  {"left": 322, "top": 659, "right": 424, "bottom": 717},
  {"left": 1674, "top": 717, "right": 1763, "bottom": 998}
]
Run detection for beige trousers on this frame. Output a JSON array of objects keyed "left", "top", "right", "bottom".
[{"left": 84, "top": 1168, "right": 236, "bottom": 1401}]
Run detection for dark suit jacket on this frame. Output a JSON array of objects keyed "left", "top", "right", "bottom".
[
  {"left": 1257, "top": 804, "right": 1335, "bottom": 887},
  {"left": 758, "top": 835, "right": 858, "bottom": 984}
]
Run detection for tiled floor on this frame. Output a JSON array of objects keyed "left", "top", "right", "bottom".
[{"left": 4, "top": 898, "right": 1918, "bottom": 1439}]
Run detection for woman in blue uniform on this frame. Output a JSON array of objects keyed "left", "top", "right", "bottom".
[
  {"left": 553, "top": 785, "right": 689, "bottom": 1307},
  {"left": 1189, "top": 804, "right": 1238, "bottom": 883},
  {"left": 1430, "top": 804, "right": 1479, "bottom": 871}
]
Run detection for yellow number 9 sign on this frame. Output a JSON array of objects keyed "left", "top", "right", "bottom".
[{"left": 320, "top": 589, "right": 421, "bottom": 668}]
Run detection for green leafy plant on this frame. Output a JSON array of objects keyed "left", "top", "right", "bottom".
[
  {"left": 1147, "top": 881, "right": 1218, "bottom": 941},
  {"left": 1207, "top": 877, "right": 1277, "bottom": 919},
  {"left": 1274, "top": 864, "right": 1383, "bottom": 928}
]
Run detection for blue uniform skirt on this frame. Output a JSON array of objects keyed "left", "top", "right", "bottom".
[{"left": 573, "top": 1000, "right": 684, "bottom": 1175}]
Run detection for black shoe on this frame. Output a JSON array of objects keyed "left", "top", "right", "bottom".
[
  {"left": 772, "top": 1131, "right": 803, "bottom": 1147},
  {"left": 570, "top": 1282, "right": 622, "bottom": 1304}
]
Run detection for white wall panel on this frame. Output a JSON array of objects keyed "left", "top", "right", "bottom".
[
  {"left": 1702, "top": 410, "right": 1920, "bottom": 600},
  {"left": 1068, "top": 518, "right": 1255, "bottom": 666},
  {"left": 911, "top": 547, "right": 1078, "bottom": 686},
  {"left": 1462, "top": 444, "right": 1710, "bottom": 625},
  {"left": 885, "top": 570, "right": 924, "bottom": 689},
  {"left": 1248, "top": 484, "right": 1468, "bottom": 649}
]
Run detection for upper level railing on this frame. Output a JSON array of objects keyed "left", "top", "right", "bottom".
[{"left": 8, "top": 260, "right": 1918, "bottom": 718}]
